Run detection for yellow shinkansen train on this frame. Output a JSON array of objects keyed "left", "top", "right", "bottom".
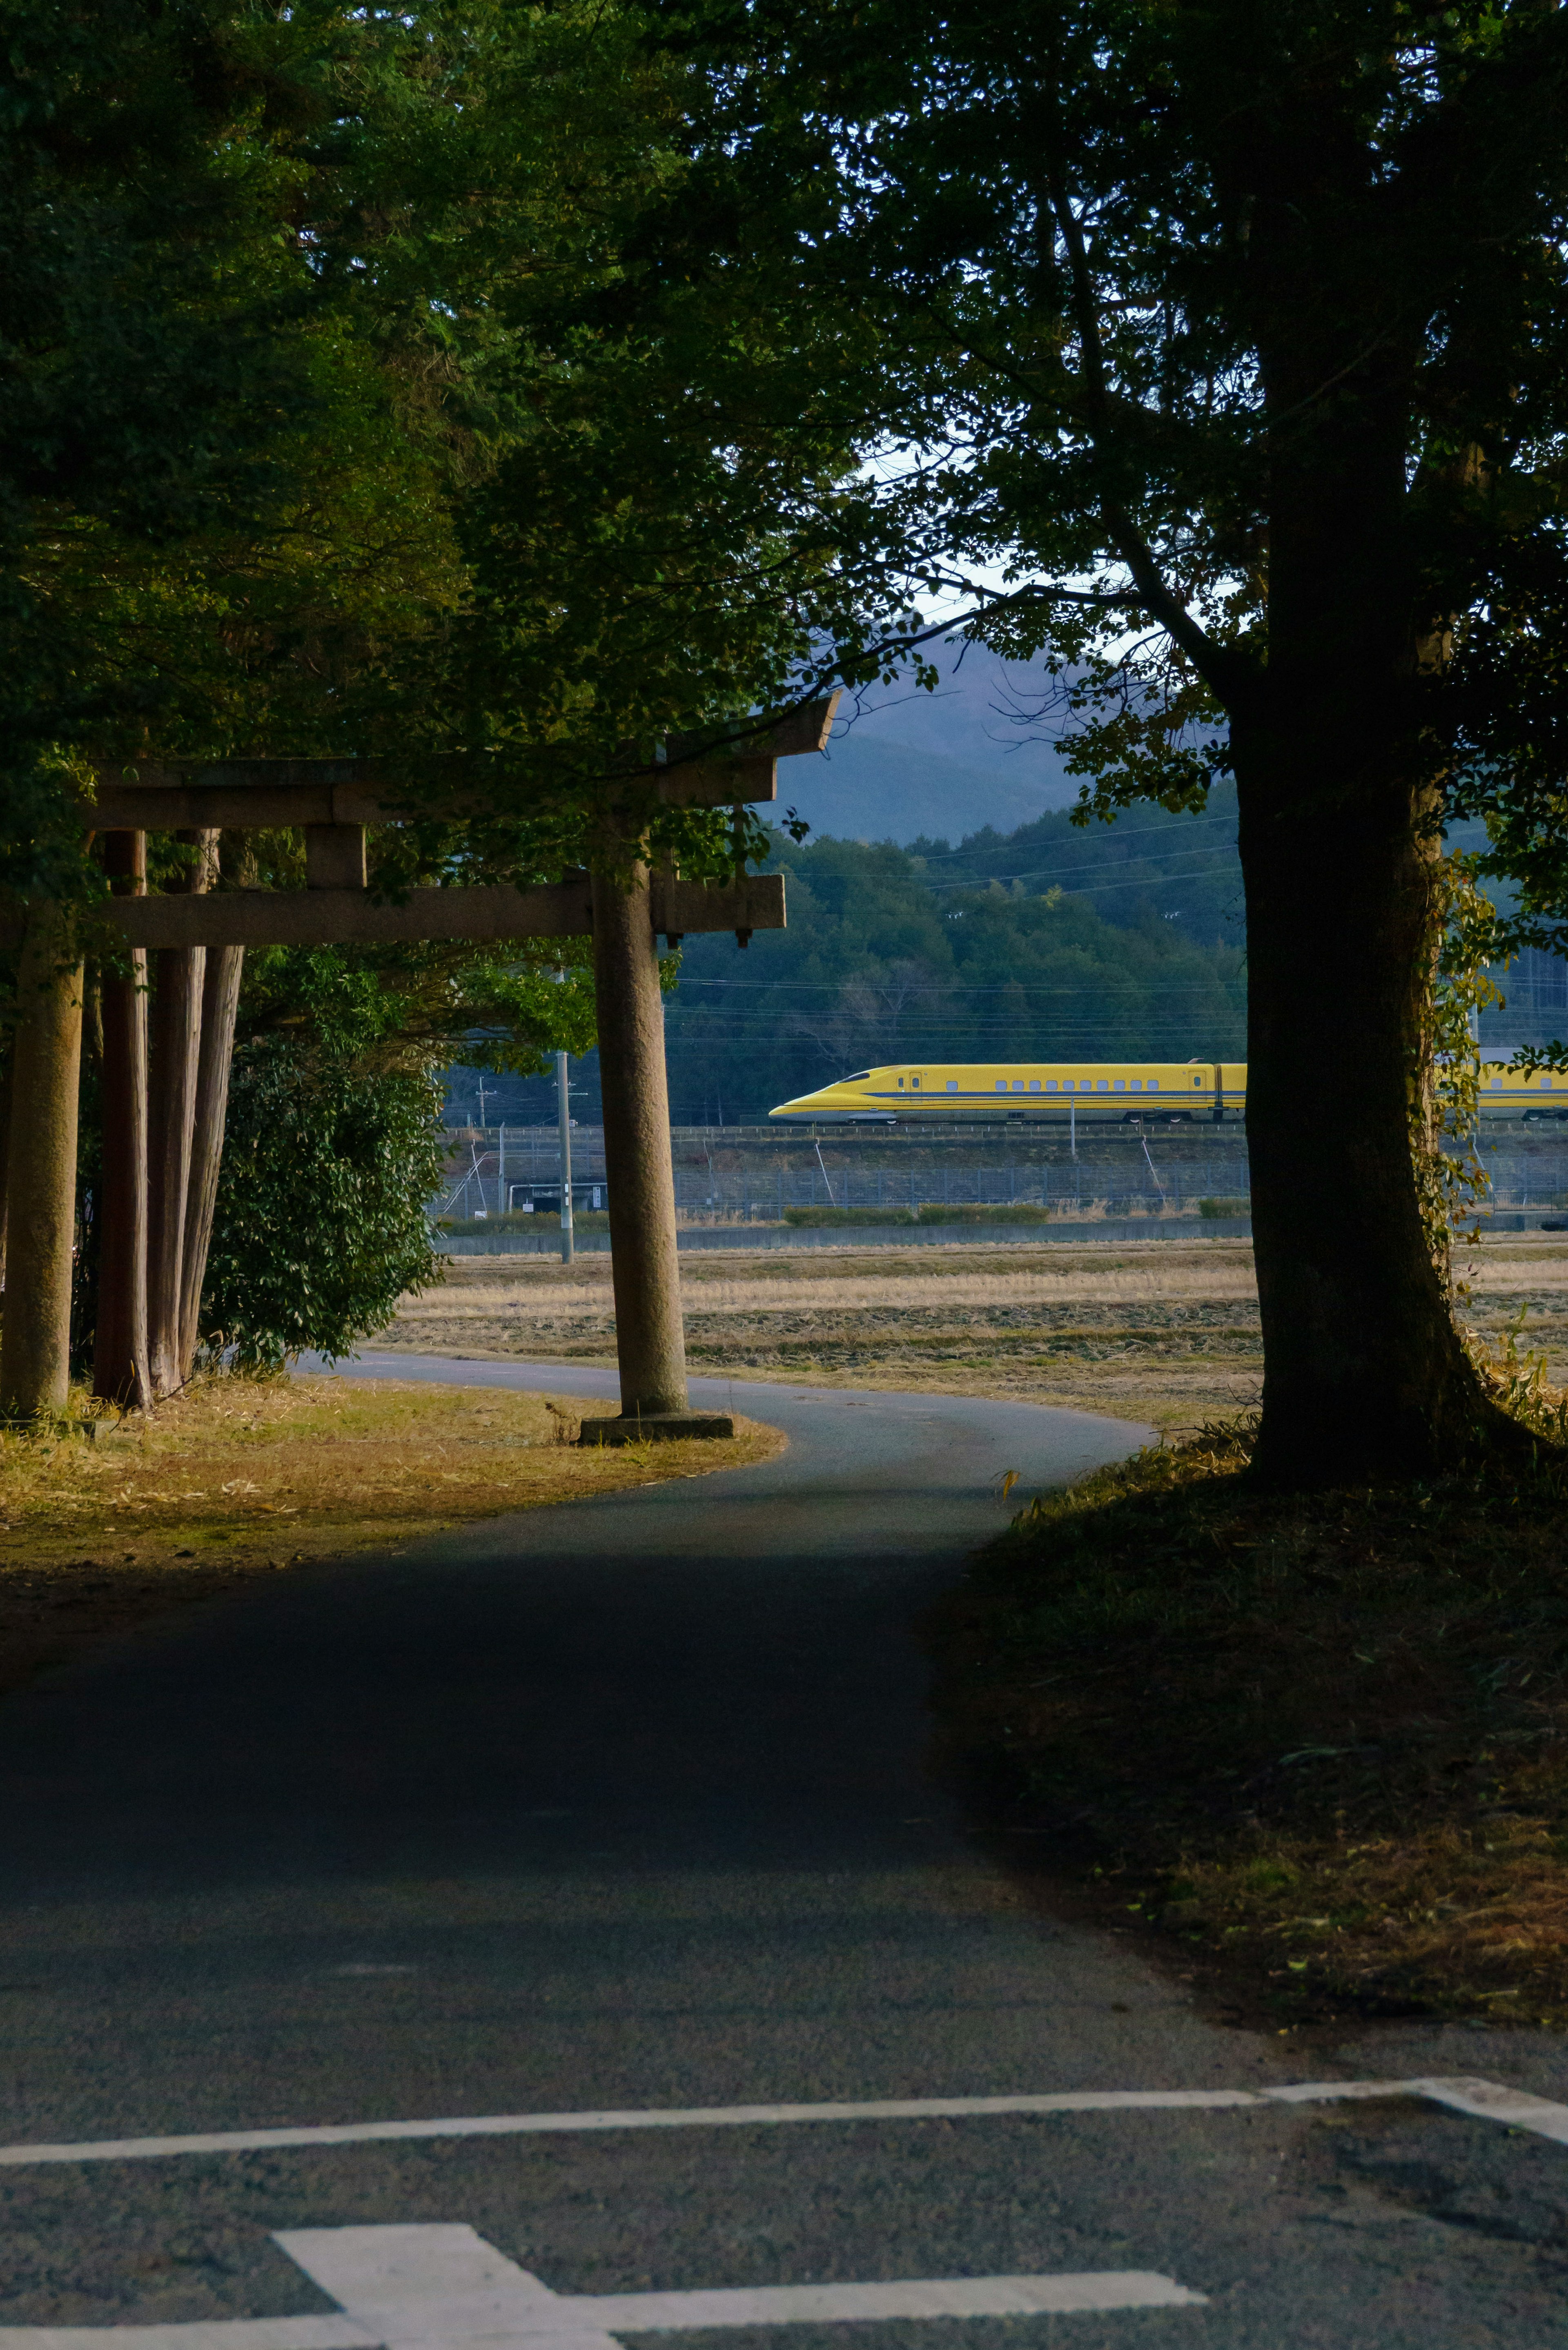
[
  {"left": 770, "top": 1061, "right": 1247, "bottom": 1125},
  {"left": 770, "top": 1058, "right": 1568, "bottom": 1125}
]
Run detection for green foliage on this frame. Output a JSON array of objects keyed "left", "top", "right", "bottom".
[
  {"left": 232, "top": 938, "right": 599, "bottom": 1080},
  {"left": 0, "top": 2, "right": 453, "bottom": 919},
  {"left": 202, "top": 1043, "right": 446, "bottom": 1369},
  {"left": 905, "top": 784, "right": 1243, "bottom": 948},
  {"left": 1420, "top": 856, "right": 1505, "bottom": 1275},
  {"left": 665, "top": 0, "right": 1568, "bottom": 809}
]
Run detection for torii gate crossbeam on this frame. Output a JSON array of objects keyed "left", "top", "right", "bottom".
[{"left": 0, "top": 699, "right": 837, "bottom": 1435}]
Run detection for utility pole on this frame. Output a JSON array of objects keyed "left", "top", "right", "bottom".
[{"left": 556, "top": 1049, "right": 574, "bottom": 1266}]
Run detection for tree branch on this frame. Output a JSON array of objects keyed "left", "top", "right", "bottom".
[{"left": 1045, "top": 162, "right": 1243, "bottom": 703}]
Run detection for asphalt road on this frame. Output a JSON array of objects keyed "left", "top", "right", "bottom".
[{"left": 0, "top": 1356, "right": 1565, "bottom": 2346}]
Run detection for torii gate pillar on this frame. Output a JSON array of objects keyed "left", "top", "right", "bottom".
[
  {"left": 1, "top": 905, "right": 85, "bottom": 1419},
  {"left": 590, "top": 862, "right": 690, "bottom": 1421}
]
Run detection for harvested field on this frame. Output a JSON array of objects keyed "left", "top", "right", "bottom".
[{"left": 380, "top": 1231, "right": 1568, "bottom": 1429}]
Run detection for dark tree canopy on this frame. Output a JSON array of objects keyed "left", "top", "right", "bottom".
[{"left": 652, "top": 0, "right": 1568, "bottom": 1479}]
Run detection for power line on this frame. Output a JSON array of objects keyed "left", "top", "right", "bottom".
[
  {"left": 923, "top": 844, "right": 1240, "bottom": 893},
  {"left": 904, "top": 809, "right": 1240, "bottom": 863},
  {"left": 670, "top": 977, "right": 1241, "bottom": 996}
]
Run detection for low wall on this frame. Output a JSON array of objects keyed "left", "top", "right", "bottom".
[{"left": 439, "top": 1215, "right": 1256, "bottom": 1256}]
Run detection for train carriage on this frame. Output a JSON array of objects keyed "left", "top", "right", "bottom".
[
  {"left": 770, "top": 1058, "right": 1568, "bottom": 1124},
  {"left": 1481, "top": 1065, "right": 1568, "bottom": 1120},
  {"left": 769, "top": 1062, "right": 1248, "bottom": 1124}
]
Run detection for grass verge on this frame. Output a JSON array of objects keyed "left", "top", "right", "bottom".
[
  {"left": 929, "top": 1415, "right": 1568, "bottom": 2031},
  {"left": 0, "top": 1374, "right": 781, "bottom": 1703}
]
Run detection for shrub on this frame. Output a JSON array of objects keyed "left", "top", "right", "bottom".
[{"left": 203, "top": 1042, "right": 446, "bottom": 1368}]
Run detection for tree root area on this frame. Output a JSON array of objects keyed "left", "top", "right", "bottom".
[{"left": 929, "top": 1419, "right": 1568, "bottom": 2034}]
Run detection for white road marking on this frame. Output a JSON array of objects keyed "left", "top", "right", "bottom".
[
  {"left": 0, "top": 2074, "right": 1558, "bottom": 2167},
  {"left": 0, "top": 2223, "right": 1207, "bottom": 2346},
  {"left": 1409, "top": 2074, "right": 1568, "bottom": 2145},
  {"left": 0, "top": 2329, "right": 366, "bottom": 2350}
]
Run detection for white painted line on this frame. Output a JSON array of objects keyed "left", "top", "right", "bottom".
[
  {"left": 0, "top": 2087, "right": 1306, "bottom": 2167},
  {"left": 563, "top": 2276, "right": 1205, "bottom": 2323},
  {"left": 277, "top": 2225, "right": 616, "bottom": 2347},
  {"left": 0, "top": 2074, "right": 1562, "bottom": 2170},
  {"left": 0, "top": 2227, "right": 1207, "bottom": 2348},
  {"left": 278, "top": 2223, "right": 1206, "bottom": 2335},
  {"left": 1412, "top": 2074, "right": 1568, "bottom": 2145},
  {"left": 0, "top": 2325, "right": 370, "bottom": 2350}
]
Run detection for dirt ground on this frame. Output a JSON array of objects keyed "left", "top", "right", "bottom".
[{"left": 381, "top": 1232, "right": 1568, "bottom": 1430}]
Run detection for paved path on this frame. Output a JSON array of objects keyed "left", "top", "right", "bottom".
[{"left": 0, "top": 1359, "right": 1564, "bottom": 2343}]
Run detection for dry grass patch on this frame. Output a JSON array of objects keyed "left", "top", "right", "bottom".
[
  {"left": 0, "top": 1375, "right": 781, "bottom": 1702},
  {"left": 399, "top": 1265, "right": 1259, "bottom": 1320},
  {"left": 930, "top": 1412, "right": 1568, "bottom": 2030}
]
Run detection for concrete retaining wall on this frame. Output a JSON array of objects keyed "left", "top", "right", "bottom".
[{"left": 439, "top": 1216, "right": 1256, "bottom": 1256}]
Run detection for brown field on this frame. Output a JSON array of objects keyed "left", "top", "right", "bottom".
[{"left": 382, "top": 1232, "right": 1568, "bottom": 1430}]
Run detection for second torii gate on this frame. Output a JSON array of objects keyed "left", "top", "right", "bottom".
[{"left": 0, "top": 699, "right": 837, "bottom": 1436}]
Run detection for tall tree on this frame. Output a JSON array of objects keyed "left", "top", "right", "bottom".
[{"left": 662, "top": 0, "right": 1568, "bottom": 1481}]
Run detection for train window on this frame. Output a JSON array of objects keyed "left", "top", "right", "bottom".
[
  {"left": 1029, "top": 1078, "right": 1041, "bottom": 1092},
  {"left": 996, "top": 1080, "right": 1007, "bottom": 1092},
  {"left": 847, "top": 1072, "right": 871, "bottom": 1081},
  {"left": 1081, "top": 1079, "right": 1093, "bottom": 1092},
  {"left": 898, "top": 1077, "right": 905, "bottom": 1087},
  {"left": 1491, "top": 1076, "right": 1502, "bottom": 1089},
  {"left": 1114, "top": 1078, "right": 1126, "bottom": 1091},
  {"left": 912, "top": 1076, "right": 921, "bottom": 1088},
  {"left": 1194, "top": 1075, "right": 1202, "bottom": 1087},
  {"left": 1148, "top": 1078, "right": 1159, "bottom": 1091},
  {"left": 946, "top": 1079, "right": 957, "bottom": 1093},
  {"left": 1012, "top": 1078, "right": 1024, "bottom": 1092},
  {"left": 1130, "top": 1079, "right": 1142, "bottom": 1092},
  {"left": 1097, "top": 1078, "right": 1109, "bottom": 1092},
  {"left": 1046, "top": 1079, "right": 1058, "bottom": 1092}
]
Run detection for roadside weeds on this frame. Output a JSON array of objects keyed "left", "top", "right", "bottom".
[
  {"left": 927, "top": 1411, "right": 1568, "bottom": 2033},
  {"left": 0, "top": 1374, "right": 782, "bottom": 1702}
]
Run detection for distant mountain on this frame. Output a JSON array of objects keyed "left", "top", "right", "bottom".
[
  {"left": 781, "top": 732, "right": 1067, "bottom": 845},
  {"left": 785, "top": 648, "right": 1078, "bottom": 844}
]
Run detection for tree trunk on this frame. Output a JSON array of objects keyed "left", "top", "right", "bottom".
[
  {"left": 146, "top": 831, "right": 217, "bottom": 1398},
  {"left": 178, "top": 941, "right": 243, "bottom": 1380},
  {"left": 1235, "top": 361, "right": 1508, "bottom": 1483},
  {"left": 95, "top": 832, "right": 151, "bottom": 1410},
  {"left": 0, "top": 905, "right": 85, "bottom": 1419},
  {"left": 0, "top": 1036, "right": 12, "bottom": 1296},
  {"left": 1235, "top": 746, "right": 1500, "bottom": 1483},
  {"left": 591, "top": 862, "right": 689, "bottom": 1416}
]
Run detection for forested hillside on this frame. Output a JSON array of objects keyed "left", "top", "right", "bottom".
[
  {"left": 908, "top": 782, "right": 1242, "bottom": 948},
  {"left": 661, "top": 823, "right": 1246, "bottom": 1123}
]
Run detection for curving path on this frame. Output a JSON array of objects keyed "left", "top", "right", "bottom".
[{"left": 0, "top": 1358, "right": 1562, "bottom": 2342}]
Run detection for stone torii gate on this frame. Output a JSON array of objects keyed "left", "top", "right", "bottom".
[{"left": 0, "top": 699, "right": 837, "bottom": 1435}]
